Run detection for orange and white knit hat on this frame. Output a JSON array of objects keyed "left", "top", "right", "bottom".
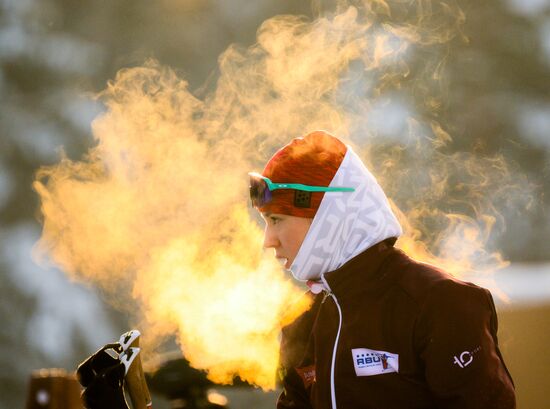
[{"left": 259, "top": 130, "right": 347, "bottom": 218}]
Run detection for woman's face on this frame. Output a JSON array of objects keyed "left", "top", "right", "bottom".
[{"left": 261, "top": 212, "right": 312, "bottom": 270}]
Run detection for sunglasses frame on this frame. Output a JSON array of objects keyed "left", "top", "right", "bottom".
[{"left": 248, "top": 172, "right": 355, "bottom": 207}]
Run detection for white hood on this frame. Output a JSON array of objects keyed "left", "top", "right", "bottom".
[{"left": 290, "top": 146, "right": 402, "bottom": 281}]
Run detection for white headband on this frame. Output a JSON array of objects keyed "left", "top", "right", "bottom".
[{"left": 290, "top": 146, "right": 402, "bottom": 281}]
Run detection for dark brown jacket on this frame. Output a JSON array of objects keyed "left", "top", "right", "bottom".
[{"left": 277, "top": 241, "right": 515, "bottom": 409}]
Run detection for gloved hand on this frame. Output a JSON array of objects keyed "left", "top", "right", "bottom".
[{"left": 77, "top": 343, "right": 130, "bottom": 409}]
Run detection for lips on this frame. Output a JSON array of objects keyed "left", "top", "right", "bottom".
[{"left": 276, "top": 256, "right": 289, "bottom": 269}]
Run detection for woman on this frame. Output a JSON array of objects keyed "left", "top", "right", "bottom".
[{"left": 249, "top": 130, "right": 515, "bottom": 409}]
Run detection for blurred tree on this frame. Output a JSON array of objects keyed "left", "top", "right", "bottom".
[{"left": 444, "top": 0, "right": 550, "bottom": 260}]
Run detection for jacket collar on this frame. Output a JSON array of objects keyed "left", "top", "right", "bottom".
[{"left": 314, "top": 240, "right": 399, "bottom": 300}]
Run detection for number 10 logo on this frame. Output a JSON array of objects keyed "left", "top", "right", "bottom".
[{"left": 453, "top": 351, "right": 474, "bottom": 368}]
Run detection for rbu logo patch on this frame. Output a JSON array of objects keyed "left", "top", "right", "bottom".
[{"left": 352, "top": 348, "right": 399, "bottom": 376}]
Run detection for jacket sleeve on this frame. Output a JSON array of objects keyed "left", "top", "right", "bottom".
[
  {"left": 276, "top": 367, "right": 313, "bottom": 409},
  {"left": 277, "top": 313, "right": 314, "bottom": 409},
  {"left": 415, "top": 280, "right": 516, "bottom": 409}
]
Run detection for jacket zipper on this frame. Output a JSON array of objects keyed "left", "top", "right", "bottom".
[{"left": 321, "top": 275, "right": 342, "bottom": 409}]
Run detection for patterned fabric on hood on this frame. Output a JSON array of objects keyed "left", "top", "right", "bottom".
[{"left": 290, "top": 145, "right": 402, "bottom": 281}]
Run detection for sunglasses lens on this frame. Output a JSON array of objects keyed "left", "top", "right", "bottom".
[
  {"left": 262, "top": 185, "right": 272, "bottom": 206},
  {"left": 250, "top": 176, "right": 271, "bottom": 207}
]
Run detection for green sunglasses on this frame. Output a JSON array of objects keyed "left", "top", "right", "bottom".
[{"left": 248, "top": 172, "right": 355, "bottom": 208}]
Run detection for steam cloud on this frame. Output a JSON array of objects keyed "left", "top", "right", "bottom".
[{"left": 33, "top": 0, "right": 529, "bottom": 388}]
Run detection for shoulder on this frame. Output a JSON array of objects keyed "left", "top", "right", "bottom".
[
  {"left": 385, "top": 250, "right": 498, "bottom": 350},
  {"left": 386, "top": 248, "right": 492, "bottom": 312}
]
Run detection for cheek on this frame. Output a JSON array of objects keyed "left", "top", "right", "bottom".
[{"left": 287, "top": 226, "right": 309, "bottom": 254}]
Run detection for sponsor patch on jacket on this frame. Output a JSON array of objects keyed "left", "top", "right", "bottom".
[
  {"left": 295, "top": 365, "right": 316, "bottom": 388},
  {"left": 453, "top": 345, "right": 482, "bottom": 368},
  {"left": 352, "top": 348, "right": 399, "bottom": 376}
]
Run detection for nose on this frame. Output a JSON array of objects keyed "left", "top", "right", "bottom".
[{"left": 263, "top": 224, "right": 280, "bottom": 249}]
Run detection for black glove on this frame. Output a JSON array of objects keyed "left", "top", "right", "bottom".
[{"left": 77, "top": 344, "right": 129, "bottom": 409}]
